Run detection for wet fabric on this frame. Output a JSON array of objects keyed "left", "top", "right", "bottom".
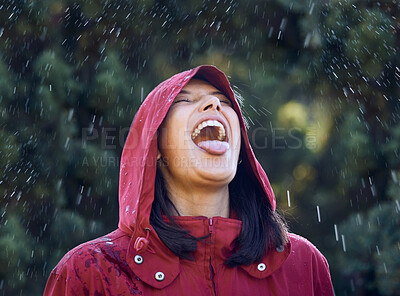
[{"left": 44, "top": 65, "right": 334, "bottom": 295}]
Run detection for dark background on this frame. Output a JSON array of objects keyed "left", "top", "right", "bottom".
[{"left": 0, "top": 0, "right": 399, "bottom": 295}]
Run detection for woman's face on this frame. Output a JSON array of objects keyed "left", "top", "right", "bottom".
[{"left": 158, "top": 78, "right": 241, "bottom": 188}]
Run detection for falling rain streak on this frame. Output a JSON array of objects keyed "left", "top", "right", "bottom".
[
  {"left": 341, "top": 235, "right": 346, "bottom": 252},
  {"left": 334, "top": 224, "right": 339, "bottom": 241},
  {"left": 0, "top": 0, "right": 398, "bottom": 294}
]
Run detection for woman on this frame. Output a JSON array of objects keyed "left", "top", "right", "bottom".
[{"left": 44, "top": 65, "right": 334, "bottom": 295}]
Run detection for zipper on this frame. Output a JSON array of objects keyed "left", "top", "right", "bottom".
[{"left": 208, "top": 217, "right": 216, "bottom": 295}]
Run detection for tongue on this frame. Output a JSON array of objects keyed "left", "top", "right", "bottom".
[{"left": 197, "top": 140, "right": 230, "bottom": 155}]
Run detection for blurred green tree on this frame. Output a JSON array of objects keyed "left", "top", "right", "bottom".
[{"left": 0, "top": 0, "right": 399, "bottom": 295}]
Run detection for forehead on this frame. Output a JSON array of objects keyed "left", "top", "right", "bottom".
[{"left": 180, "top": 78, "right": 222, "bottom": 93}]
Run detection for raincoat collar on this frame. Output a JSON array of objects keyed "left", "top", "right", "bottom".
[{"left": 126, "top": 216, "right": 290, "bottom": 289}]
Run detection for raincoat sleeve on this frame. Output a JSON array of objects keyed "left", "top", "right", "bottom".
[
  {"left": 44, "top": 269, "right": 75, "bottom": 296},
  {"left": 44, "top": 264, "right": 89, "bottom": 295},
  {"left": 43, "top": 249, "right": 108, "bottom": 295},
  {"left": 312, "top": 247, "right": 335, "bottom": 295}
]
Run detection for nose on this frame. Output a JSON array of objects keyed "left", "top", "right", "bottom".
[{"left": 200, "top": 97, "right": 221, "bottom": 112}]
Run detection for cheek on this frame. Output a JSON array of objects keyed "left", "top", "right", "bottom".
[
  {"left": 229, "top": 113, "right": 241, "bottom": 140},
  {"left": 158, "top": 112, "right": 189, "bottom": 150}
]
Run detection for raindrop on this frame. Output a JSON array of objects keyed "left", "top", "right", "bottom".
[
  {"left": 391, "top": 170, "right": 398, "bottom": 183},
  {"left": 356, "top": 214, "right": 362, "bottom": 225},
  {"left": 268, "top": 27, "right": 274, "bottom": 38},
  {"left": 376, "top": 245, "right": 380, "bottom": 256},
  {"left": 67, "top": 109, "right": 74, "bottom": 121},
  {"left": 76, "top": 193, "right": 82, "bottom": 205},
  {"left": 370, "top": 184, "right": 377, "bottom": 197},
  {"left": 141, "top": 87, "right": 144, "bottom": 102},
  {"left": 342, "top": 87, "right": 348, "bottom": 97},
  {"left": 287, "top": 190, "right": 291, "bottom": 207},
  {"left": 56, "top": 179, "right": 62, "bottom": 191},
  {"left": 279, "top": 18, "right": 287, "bottom": 31},
  {"left": 309, "top": 3, "right": 315, "bottom": 15},
  {"left": 341, "top": 235, "right": 346, "bottom": 252},
  {"left": 316, "top": 205, "right": 321, "bottom": 222},
  {"left": 304, "top": 33, "right": 312, "bottom": 48},
  {"left": 64, "top": 137, "right": 70, "bottom": 148},
  {"left": 0, "top": 28, "right": 4, "bottom": 37},
  {"left": 216, "top": 21, "right": 221, "bottom": 31},
  {"left": 40, "top": 27, "right": 47, "bottom": 41},
  {"left": 76, "top": 186, "right": 84, "bottom": 205},
  {"left": 383, "top": 262, "right": 388, "bottom": 273},
  {"left": 334, "top": 224, "right": 339, "bottom": 241}
]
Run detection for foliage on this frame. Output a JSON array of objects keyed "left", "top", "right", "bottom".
[
  {"left": 0, "top": 0, "right": 399, "bottom": 295},
  {"left": 336, "top": 176, "right": 400, "bottom": 295}
]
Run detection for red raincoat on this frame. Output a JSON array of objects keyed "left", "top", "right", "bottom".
[{"left": 44, "top": 66, "right": 334, "bottom": 295}]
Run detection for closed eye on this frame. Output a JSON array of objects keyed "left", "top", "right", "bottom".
[
  {"left": 174, "top": 98, "right": 191, "bottom": 103},
  {"left": 220, "top": 99, "right": 233, "bottom": 107}
]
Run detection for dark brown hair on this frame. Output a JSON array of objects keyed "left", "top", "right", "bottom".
[{"left": 150, "top": 158, "right": 288, "bottom": 267}]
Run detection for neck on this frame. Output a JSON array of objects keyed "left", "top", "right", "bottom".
[{"left": 165, "top": 182, "right": 230, "bottom": 218}]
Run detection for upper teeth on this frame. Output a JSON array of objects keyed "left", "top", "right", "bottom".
[{"left": 192, "top": 120, "right": 226, "bottom": 141}]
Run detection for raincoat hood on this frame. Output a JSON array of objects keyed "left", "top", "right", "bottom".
[{"left": 118, "top": 65, "right": 276, "bottom": 237}]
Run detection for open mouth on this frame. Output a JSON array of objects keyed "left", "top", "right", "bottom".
[
  {"left": 191, "top": 119, "right": 229, "bottom": 155},
  {"left": 192, "top": 120, "right": 226, "bottom": 143}
]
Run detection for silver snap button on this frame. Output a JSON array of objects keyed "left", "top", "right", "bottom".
[
  {"left": 134, "top": 255, "right": 143, "bottom": 264},
  {"left": 155, "top": 271, "right": 165, "bottom": 281},
  {"left": 276, "top": 245, "right": 285, "bottom": 253},
  {"left": 257, "top": 263, "right": 266, "bottom": 272}
]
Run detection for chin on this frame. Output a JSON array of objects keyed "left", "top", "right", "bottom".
[{"left": 195, "top": 165, "right": 237, "bottom": 184}]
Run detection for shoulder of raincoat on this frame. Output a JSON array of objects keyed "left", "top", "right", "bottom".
[{"left": 44, "top": 65, "right": 335, "bottom": 296}]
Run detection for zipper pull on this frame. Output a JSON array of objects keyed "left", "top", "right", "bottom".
[{"left": 208, "top": 217, "right": 214, "bottom": 234}]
